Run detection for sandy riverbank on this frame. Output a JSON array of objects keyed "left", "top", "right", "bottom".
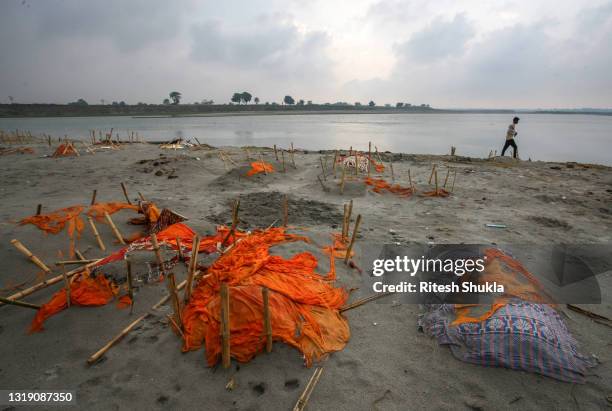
[{"left": 0, "top": 141, "right": 611, "bottom": 410}]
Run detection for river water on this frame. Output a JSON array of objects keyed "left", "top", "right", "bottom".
[{"left": 1, "top": 113, "right": 610, "bottom": 165}]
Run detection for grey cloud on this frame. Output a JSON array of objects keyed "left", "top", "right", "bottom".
[{"left": 393, "top": 14, "right": 475, "bottom": 63}]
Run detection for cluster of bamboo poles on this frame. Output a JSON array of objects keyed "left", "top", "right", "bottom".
[
  {"left": 427, "top": 163, "right": 458, "bottom": 194},
  {"left": 0, "top": 129, "right": 46, "bottom": 144},
  {"left": 88, "top": 128, "right": 142, "bottom": 145}
]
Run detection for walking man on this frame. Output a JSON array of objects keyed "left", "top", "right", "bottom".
[{"left": 501, "top": 116, "right": 519, "bottom": 158}]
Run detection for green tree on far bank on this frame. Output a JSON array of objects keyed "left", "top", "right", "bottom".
[
  {"left": 254, "top": 97, "right": 260, "bottom": 104},
  {"left": 284, "top": 95, "right": 295, "bottom": 105},
  {"left": 241, "top": 92, "right": 252, "bottom": 104},
  {"left": 368, "top": 100, "right": 376, "bottom": 107},
  {"left": 231, "top": 93, "right": 242, "bottom": 104},
  {"left": 169, "top": 91, "right": 182, "bottom": 105},
  {"left": 163, "top": 98, "right": 170, "bottom": 105}
]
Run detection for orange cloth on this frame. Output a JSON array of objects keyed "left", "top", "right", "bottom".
[
  {"left": 322, "top": 233, "right": 352, "bottom": 260},
  {"left": 87, "top": 202, "right": 140, "bottom": 221},
  {"left": 19, "top": 206, "right": 85, "bottom": 235},
  {"left": 364, "top": 177, "right": 413, "bottom": 197},
  {"left": 452, "top": 248, "right": 554, "bottom": 325},
  {"left": 116, "top": 294, "right": 132, "bottom": 309},
  {"left": 246, "top": 161, "right": 275, "bottom": 176},
  {"left": 29, "top": 273, "right": 115, "bottom": 332},
  {"left": 52, "top": 143, "right": 78, "bottom": 157},
  {"left": 181, "top": 227, "right": 349, "bottom": 367}
]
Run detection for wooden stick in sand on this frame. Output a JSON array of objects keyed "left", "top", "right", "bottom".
[
  {"left": 342, "top": 204, "right": 348, "bottom": 241},
  {"left": 150, "top": 233, "right": 164, "bottom": 274},
  {"left": 340, "top": 292, "right": 393, "bottom": 312},
  {"left": 262, "top": 287, "right": 273, "bottom": 353},
  {"left": 0, "top": 297, "right": 40, "bottom": 310},
  {"left": 407, "top": 169, "right": 414, "bottom": 190},
  {"left": 319, "top": 157, "right": 327, "bottom": 180},
  {"left": 55, "top": 259, "right": 99, "bottom": 265},
  {"left": 443, "top": 168, "right": 450, "bottom": 188},
  {"left": 282, "top": 195, "right": 289, "bottom": 227},
  {"left": 104, "top": 212, "right": 126, "bottom": 245},
  {"left": 221, "top": 282, "right": 231, "bottom": 368},
  {"left": 120, "top": 182, "right": 132, "bottom": 204},
  {"left": 281, "top": 150, "right": 286, "bottom": 172},
  {"left": 36, "top": 204, "right": 42, "bottom": 215},
  {"left": 346, "top": 199, "right": 353, "bottom": 236},
  {"left": 290, "top": 142, "right": 296, "bottom": 169},
  {"left": 293, "top": 367, "right": 324, "bottom": 411},
  {"left": 10, "top": 239, "right": 52, "bottom": 274},
  {"left": 90, "top": 189, "right": 97, "bottom": 205},
  {"left": 0, "top": 259, "right": 102, "bottom": 307},
  {"left": 344, "top": 214, "right": 362, "bottom": 264},
  {"left": 166, "top": 272, "right": 183, "bottom": 329},
  {"left": 332, "top": 150, "right": 338, "bottom": 175},
  {"left": 390, "top": 160, "right": 395, "bottom": 182},
  {"left": 175, "top": 237, "right": 184, "bottom": 261},
  {"left": 126, "top": 259, "right": 134, "bottom": 313},
  {"left": 75, "top": 249, "right": 86, "bottom": 261},
  {"left": 340, "top": 164, "right": 347, "bottom": 194},
  {"left": 221, "top": 200, "right": 240, "bottom": 246},
  {"left": 259, "top": 154, "right": 268, "bottom": 175},
  {"left": 87, "top": 216, "right": 106, "bottom": 251},
  {"left": 273, "top": 144, "right": 279, "bottom": 161},
  {"left": 428, "top": 164, "right": 436, "bottom": 184},
  {"left": 451, "top": 169, "right": 457, "bottom": 193},
  {"left": 87, "top": 279, "right": 187, "bottom": 364},
  {"left": 317, "top": 175, "right": 328, "bottom": 192},
  {"left": 60, "top": 262, "right": 71, "bottom": 308},
  {"left": 368, "top": 141, "right": 372, "bottom": 176},
  {"left": 183, "top": 234, "right": 200, "bottom": 304},
  {"left": 434, "top": 170, "right": 439, "bottom": 194}
]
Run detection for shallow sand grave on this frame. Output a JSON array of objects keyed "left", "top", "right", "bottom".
[{"left": 0, "top": 140, "right": 611, "bottom": 410}]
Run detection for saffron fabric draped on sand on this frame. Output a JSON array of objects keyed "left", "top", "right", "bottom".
[
  {"left": 181, "top": 227, "right": 350, "bottom": 367},
  {"left": 246, "top": 161, "right": 275, "bottom": 176}
]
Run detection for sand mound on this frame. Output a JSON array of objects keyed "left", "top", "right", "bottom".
[
  {"left": 135, "top": 155, "right": 202, "bottom": 178},
  {"left": 209, "top": 165, "right": 289, "bottom": 189},
  {"left": 528, "top": 216, "right": 571, "bottom": 229},
  {"left": 208, "top": 191, "right": 342, "bottom": 229}
]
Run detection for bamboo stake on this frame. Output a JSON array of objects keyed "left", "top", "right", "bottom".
[
  {"left": 293, "top": 367, "right": 324, "bottom": 411},
  {"left": 75, "top": 249, "right": 86, "bottom": 261},
  {"left": 60, "top": 263, "right": 71, "bottom": 308},
  {"left": 221, "top": 283, "right": 231, "bottom": 368},
  {"left": 290, "top": 142, "right": 296, "bottom": 169},
  {"left": 36, "top": 204, "right": 42, "bottom": 215},
  {"left": 340, "top": 164, "right": 346, "bottom": 194},
  {"left": 281, "top": 150, "right": 286, "bottom": 172},
  {"left": 184, "top": 235, "right": 200, "bottom": 304},
  {"left": 87, "top": 217, "right": 106, "bottom": 251},
  {"left": 138, "top": 192, "right": 146, "bottom": 202},
  {"left": 408, "top": 169, "right": 413, "bottom": 190},
  {"left": 346, "top": 200, "right": 353, "bottom": 236},
  {"left": 55, "top": 259, "right": 99, "bottom": 265},
  {"left": 221, "top": 200, "right": 240, "bottom": 247},
  {"left": 443, "top": 168, "right": 450, "bottom": 188},
  {"left": 0, "top": 296, "right": 40, "bottom": 310},
  {"left": 166, "top": 272, "right": 183, "bottom": 329},
  {"left": 332, "top": 150, "right": 338, "bottom": 176},
  {"left": 273, "top": 144, "right": 279, "bottom": 161},
  {"left": 317, "top": 175, "right": 328, "bottom": 192},
  {"left": 175, "top": 237, "right": 184, "bottom": 261},
  {"left": 319, "top": 157, "right": 327, "bottom": 180},
  {"left": 0, "top": 258, "right": 103, "bottom": 307},
  {"left": 428, "top": 164, "right": 436, "bottom": 184},
  {"left": 126, "top": 259, "right": 134, "bottom": 314},
  {"left": 120, "top": 182, "right": 132, "bottom": 204},
  {"left": 451, "top": 169, "right": 457, "bottom": 193},
  {"left": 282, "top": 195, "right": 289, "bottom": 227},
  {"left": 344, "top": 214, "right": 362, "bottom": 264},
  {"left": 262, "top": 287, "right": 272, "bottom": 353},
  {"left": 86, "top": 279, "right": 187, "bottom": 364},
  {"left": 390, "top": 159, "right": 395, "bottom": 182},
  {"left": 368, "top": 141, "right": 372, "bottom": 176},
  {"left": 104, "top": 212, "right": 126, "bottom": 245},
  {"left": 259, "top": 154, "right": 268, "bottom": 175},
  {"left": 435, "top": 170, "right": 439, "bottom": 194},
  {"left": 342, "top": 204, "right": 348, "bottom": 241},
  {"left": 10, "top": 239, "right": 52, "bottom": 274},
  {"left": 90, "top": 189, "right": 97, "bottom": 205},
  {"left": 150, "top": 233, "right": 164, "bottom": 274},
  {"left": 340, "top": 292, "right": 393, "bottom": 312}
]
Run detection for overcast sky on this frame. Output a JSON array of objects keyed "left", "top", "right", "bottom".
[{"left": 1, "top": 0, "right": 611, "bottom": 108}]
